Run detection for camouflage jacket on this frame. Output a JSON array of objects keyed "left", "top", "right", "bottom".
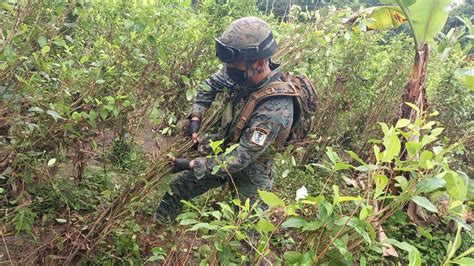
[{"left": 191, "top": 63, "right": 294, "bottom": 179}]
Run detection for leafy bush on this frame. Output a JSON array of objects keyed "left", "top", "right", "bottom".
[{"left": 1, "top": 0, "right": 472, "bottom": 264}]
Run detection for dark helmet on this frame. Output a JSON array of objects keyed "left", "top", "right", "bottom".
[{"left": 215, "top": 16, "right": 277, "bottom": 64}]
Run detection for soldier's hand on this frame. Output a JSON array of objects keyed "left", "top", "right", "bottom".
[
  {"left": 186, "top": 117, "right": 201, "bottom": 144},
  {"left": 168, "top": 156, "right": 194, "bottom": 173}
]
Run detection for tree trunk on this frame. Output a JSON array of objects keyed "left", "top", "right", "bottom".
[
  {"left": 395, "top": 43, "right": 430, "bottom": 225},
  {"left": 395, "top": 43, "right": 429, "bottom": 126}
]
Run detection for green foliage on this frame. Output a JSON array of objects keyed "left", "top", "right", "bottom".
[
  {"left": 357, "top": 0, "right": 453, "bottom": 49},
  {"left": 0, "top": 0, "right": 472, "bottom": 264},
  {"left": 108, "top": 138, "right": 147, "bottom": 172},
  {"left": 169, "top": 116, "right": 472, "bottom": 265},
  {"left": 14, "top": 206, "right": 37, "bottom": 238},
  {"left": 146, "top": 247, "right": 167, "bottom": 263},
  {"left": 113, "top": 220, "right": 142, "bottom": 262}
]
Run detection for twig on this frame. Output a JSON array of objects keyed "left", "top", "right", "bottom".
[
  {"left": 314, "top": 190, "right": 368, "bottom": 263},
  {"left": 182, "top": 231, "right": 198, "bottom": 265},
  {"left": 256, "top": 214, "right": 286, "bottom": 265},
  {"left": 1, "top": 229, "right": 13, "bottom": 266}
]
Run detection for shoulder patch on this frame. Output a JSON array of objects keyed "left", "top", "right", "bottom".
[{"left": 250, "top": 127, "right": 269, "bottom": 146}]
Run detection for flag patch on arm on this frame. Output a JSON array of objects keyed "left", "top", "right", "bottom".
[{"left": 250, "top": 128, "right": 269, "bottom": 146}]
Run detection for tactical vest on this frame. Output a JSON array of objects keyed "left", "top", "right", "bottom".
[{"left": 223, "top": 74, "right": 317, "bottom": 145}]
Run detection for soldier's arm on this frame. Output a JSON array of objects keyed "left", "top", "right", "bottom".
[
  {"left": 190, "top": 67, "right": 234, "bottom": 119},
  {"left": 192, "top": 96, "right": 294, "bottom": 179}
]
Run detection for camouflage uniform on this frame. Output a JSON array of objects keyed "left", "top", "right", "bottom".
[{"left": 155, "top": 17, "right": 293, "bottom": 223}]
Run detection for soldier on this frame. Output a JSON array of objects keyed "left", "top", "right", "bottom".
[{"left": 155, "top": 16, "right": 294, "bottom": 223}]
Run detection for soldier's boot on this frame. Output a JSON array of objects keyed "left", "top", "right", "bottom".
[
  {"left": 155, "top": 170, "right": 226, "bottom": 223},
  {"left": 155, "top": 192, "right": 183, "bottom": 224}
]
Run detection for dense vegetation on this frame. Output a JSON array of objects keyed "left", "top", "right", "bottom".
[{"left": 0, "top": 0, "right": 473, "bottom": 264}]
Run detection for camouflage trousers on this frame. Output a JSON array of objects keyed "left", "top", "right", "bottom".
[{"left": 155, "top": 160, "right": 275, "bottom": 223}]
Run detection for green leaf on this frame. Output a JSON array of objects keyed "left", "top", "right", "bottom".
[
  {"left": 365, "top": 6, "right": 407, "bottom": 30},
  {"left": 421, "top": 121, "right": 436, "bottom": 130},
  {"left": 359, "top": 205, "right": 373, "bottom": 220},
  {"left": 53, "top": 37, "right": 67, "bottom": 47},
  {"left": 402, "top": 0, "right": 416, "bottom": 6},
  {"left": 385, "top": 239, "right": 421, "bottom": 266},
  {"left": 444, "top": 171, "right": 468, "bottom": 201},
  {"left": 333, "top": 185, "right": 340, "bottom": 205},
  {"left": 258, "top": 191, "right": 285, "bottom": 208},
  {"left": 395, "top": 118, "right": 411, "bottom": 128},
  {"left": 40, "top": 45, "right": 50, "bottom": 55},
  {"left": 28, "top": 107, "right": 44, "bottom": 113},
  {"left": 453, "top": 247, "right": 474, "bottom": 263},
  {"left": 382, "top": 127, "right": 401, "bottom": 162},
  {"left": 408, "top": 249, "right": 422, "bottom": 266},
  {"left": 325, "top": 147, "right": 340, "bottom": 163},
  {"left": 345, "top": 150, "right": 366, "bottom": 165},
  {"left": 336, "top": 217, "right": 371, "bottom": 244},
  {"left": 151, "top": 247, "right": 166, "bottom": 256},
  {"left": 447, "top": 225, "right": 463, "bottom": 261},
  {"left": 373, "top": 145, "right": 381, "bottom": 162},
  {"left": 411, "top": 196, "right": 438, "bottom": 213},
  {"left": 281, "top": 218, "right": 307, "bottom": 229},
  {"left": 211, "top": 165, "right": 220, "bottom": 175},
  {"left": 421, "top": 135, "right": 436, "bottom": 146},
  {"left": 405, "top": 102, "right": 420, "bottom": 113},
  {"left": 200, "top": 83, "right": 212, "bottom": 92},
  {"left": 185, "top": 88, "right": 194, "bottom": 101},
  {"left": 354, "top": 164, "right": 379, "bottom": 172},
  {"left": 415, "top": 177, "right": 445, "bottom": 193},
  {"left": 382, "top": 0, "right": 414, "bottom": 4},
  {"left": 147, "top": 255, "right": 165, "bottom": 262},
  {"left": 178, "top": 219, "right": 198, "bottom": 226},
  {"left": 302, "top": 220, "right": 324, "bottom": 232},
  {"left": 452, "top": 257, "right": 474, "bottom": 266},
  {"left": 47, "top": 158, "right": 56, "bottom": 167},
  {"left": 407, "top": 0, "right": 452, "bottom": 49},
  {"left": 208, "top": 211, "right": 221, "bottom": 220},
  {"left": 46, "top": 110, "right": 62, "bottom": 121},
  {"left": 95, "top": 79, "right": 105, "bottom": 84},
  {"left": 99, "top": 109, "right": 108, "bottom": 120},
  {"left": 214, "top": 241, "right": 223, "bottom": 251},
  {"left": 419, "top": 150, "right": 435, "bottom": 169},
  {"left": 457, "top": 171, "right": 474, "bottom": 201},
  {"left": 378, "top": 122, "right": 390, "bottom": 135},
  {"left": 257, "top": 218, "right": 275, "bottom": 234},
  {"left": 338, "top": 196, "right": 363, "bottom": 202},
  {"left": 374, "top": 174, "right": 388, "bottom": 199},
  {"left": 181, "top": 200, "right": 201, "bottom": 213},
  {"left": 334, "top": 162, "right": 352, "bottom": 170},
  {"left": 300, "top": 195, "right": 325, "bottom": 205},
  {"left": 284, "top": 251, "right": 303, "bottom": 264},
  {"left": 456, "top": 68, "right": 474, "bottom": 91},
  {"left": 431, "top": 127, "right": 444, "bottom": 137},
  {"left": 224, "top": 143, "right": 239, "bottom": 156},
  {"left": 209, "top": 139, "right": 224, "bottom": 154},
  {"left": 88, "top": 110, "right": 97, "bottom": 128},
  {"left": 333, "top": 238, "right": 351, "bottom": 260},
  {"left": 38, "top": 36, "right": 47, "bottom": 48},
  {"left": 188, "top": 223, "right": 212, "bottom": 231},
  {"left": 406, "top": 141, "right": 422, "bottom": 157}
]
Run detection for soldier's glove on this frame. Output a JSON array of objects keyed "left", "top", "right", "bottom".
[
  {"left": 186, "top": 119, "right": 201, "bottom": 137},
  {"left": 170, "top": 157, "right": 192, "bottom": 173}
]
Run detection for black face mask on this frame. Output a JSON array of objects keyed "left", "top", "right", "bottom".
[{"left": 226, "top": 66, "right": 247, "bottom": 85}]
